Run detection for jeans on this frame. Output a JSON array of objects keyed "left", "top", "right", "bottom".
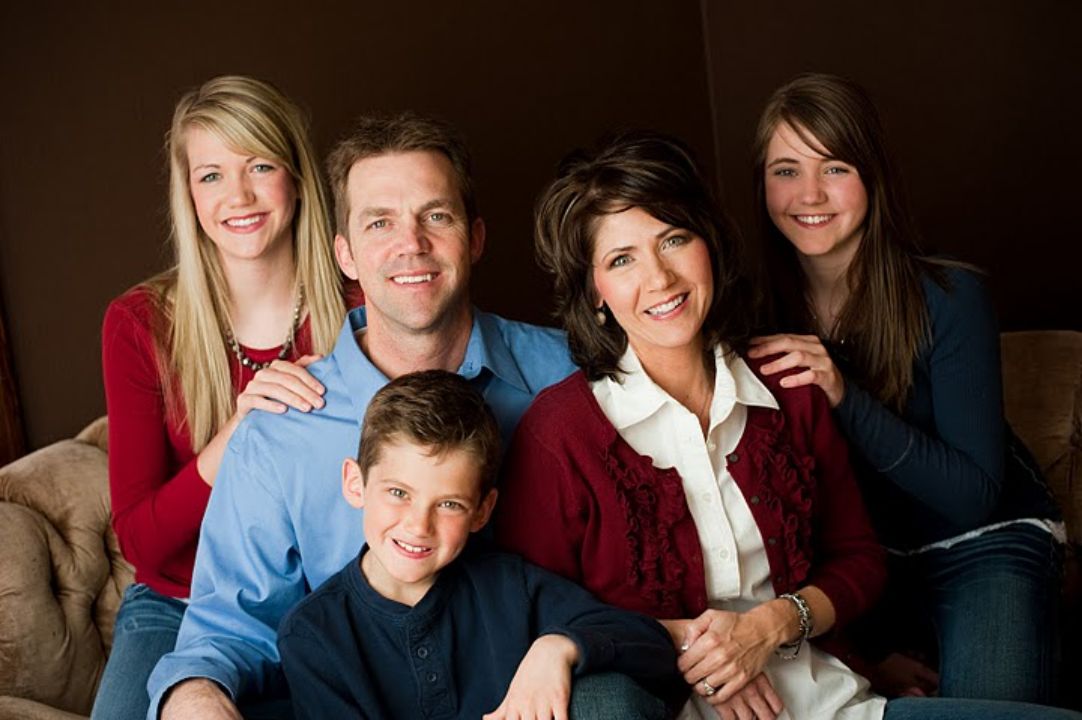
[
  {"left": 878, "top": 523, "right": 1061, "bottom": 703},
  {"left": 568, "top": 672, "right": 668, "bottom": 720},
  {"left": 91, "top": 583, "right": 186, "bottom": 720},
  {"left": 884, "top": 697, "right": 1082, "bottom": 720}
]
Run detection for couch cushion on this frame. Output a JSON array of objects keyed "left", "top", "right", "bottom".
[{"left": 1001, "top": 330, "right": 1082, "bottom": 545}]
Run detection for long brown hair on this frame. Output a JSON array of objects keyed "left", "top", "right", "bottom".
[
  {"left": 753, "top": 73, "right": 947, "bottom": 411},
  {"left": 535, "top": 130, "right": 751, "bottom": 381}
]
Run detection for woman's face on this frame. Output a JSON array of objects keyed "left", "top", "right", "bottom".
[
  {"left": 186, "top": 126, "right": 297, "bottom": 267},
  {"left": 591, "top": 206, "right": 713, "bottom": 362},
  {"left": 764, "top": 122, "right": 868, "bottom": 271}
]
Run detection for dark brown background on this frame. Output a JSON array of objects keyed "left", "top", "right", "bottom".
[{"left": 1, "top": 1, "right": 1078, "bottom": 450}]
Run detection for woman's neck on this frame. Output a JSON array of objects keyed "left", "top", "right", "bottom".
[
  {"left": 221, "top": 244, "right": 299, "bottom": 349},
  {"left": 634, "top": 338, "right": 715, "bottom": 433},
  {"left": 798, "top": 254, "right": 851, "bottom": 337}
]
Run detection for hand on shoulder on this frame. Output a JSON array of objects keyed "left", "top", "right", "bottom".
[{"left": 748, "top": 334, "right": 845, "bottom": 407}]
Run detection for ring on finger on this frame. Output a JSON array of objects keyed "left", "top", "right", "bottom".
[{"left": 701, "top": 680, "right": 717, "bottom": 696}]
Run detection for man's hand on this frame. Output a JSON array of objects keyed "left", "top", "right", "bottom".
[
  {"left": 160, "top": 678, "right": 242, "bottom": 720},
  {"left": 484, "top": 634, "right": 578, "bottom": 720}
]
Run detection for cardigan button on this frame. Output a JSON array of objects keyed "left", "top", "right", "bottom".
[
  {"left": 750, "top": 495, "right": 760, "bottom": 504},
  {"left": 726, "top": 452, "right": 739, "bottom": 463},
  {"left": 767, "top": 537, "right": 778, "bottom": 546}
]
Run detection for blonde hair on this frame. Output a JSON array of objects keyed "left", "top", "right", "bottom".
[{"left": 149, "top": 75, "right": 344, "bottom": 450}]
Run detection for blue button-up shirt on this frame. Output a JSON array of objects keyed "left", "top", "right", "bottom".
[{"left": 147, "top": 307, "right": 575, "bottom": 717}]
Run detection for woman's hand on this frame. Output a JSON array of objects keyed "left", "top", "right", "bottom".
[
  {"left": 748, "top": 335, "right": 845, "bottom": 408},
  {"left": 677, "top": 605, "right": 792, "bottom": 704},
  {"left": 234, "top": 354, "right": 326, "bottom": 419},
  {"left": 483, "top": 634, "right": 577, "bottom": 720},
  {"left": 708, "top": 673, "right": 784, "bottom": 720}
]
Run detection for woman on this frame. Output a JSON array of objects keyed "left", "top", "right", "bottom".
[
  {"left": 94, "top": 76, "right": 346, "bottom": 719},
  {"left": 746, "top": 73, "right": 1063, "bottom": 704},
  {"left": 495, "top": 131, "right": 1077, "bottom": 720}
]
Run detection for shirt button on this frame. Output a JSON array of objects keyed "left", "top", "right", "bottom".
[
  {"left": 707, "top": 440, "right": 717, "bottom": 452},
  {"left": 718, "top": 549, "right": 730, "bottom": 560},
  {"left": 701, "top": 492, "right": 712, "bottom": 503},
  {"left": 427, "top": 672, "right": 439, "bottom": 683},
  {"left": 417, "top": 647, "right": 429, "bottom": 659},
  {"left": 750, "top": 495, "right": 760, "bottom": 505},
  {"left": 726, "top": 452, "right": 739, "bottom": 463}
]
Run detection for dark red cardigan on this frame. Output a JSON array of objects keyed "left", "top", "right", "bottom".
[{"left": 495, "top": 358, "right": 886, "bottom": 667}]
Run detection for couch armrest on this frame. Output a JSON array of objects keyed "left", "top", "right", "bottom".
[
  {"left": 0, "top": 421, "right": 132, "bottom": 716},
  {"left": 1001, "top": 330, "right": 1082, "bottom": 545}
]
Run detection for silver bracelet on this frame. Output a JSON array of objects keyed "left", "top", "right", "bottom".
[{"left": 776, "top": 592, "right": 812, "bottom": 660}]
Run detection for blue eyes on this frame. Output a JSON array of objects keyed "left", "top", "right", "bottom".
[
  {"left": 198, "top": 172, "right": 222, "bottom": 183},
  {"left": 771, "top": 165, "right": 852, "bottom": 177},
  {"left": 194, "top": 162, "right": 276, "bottom": 184},
  {"left": 606, "top": 234, "right": 690, "bottom": 269}
]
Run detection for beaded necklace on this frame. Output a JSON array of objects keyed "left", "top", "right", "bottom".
[{"left": 226, "top": 284, "right": 304, "bottom": 372}]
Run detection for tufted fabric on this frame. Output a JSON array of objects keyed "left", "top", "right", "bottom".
[
  {"left": 0, "top": 417, "right": 132, "bottom": 719},
  {"left": 1001, "top": 331, "right": 1082, "bottom": 545}
]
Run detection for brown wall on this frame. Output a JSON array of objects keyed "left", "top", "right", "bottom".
[
  {"left": 703, "top": 0, "right": 1081, "bottom": 334},
  {"left": 0, "top": 2, "right": 714, "bottom": 449}
]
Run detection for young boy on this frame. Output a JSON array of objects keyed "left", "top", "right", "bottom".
[{"left": 276, "top": 370, "right": 677, "bottom": 719}]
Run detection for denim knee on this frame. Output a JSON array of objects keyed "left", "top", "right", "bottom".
[{"left": 569, "top": 672, "right": 668, "bottom": 720}]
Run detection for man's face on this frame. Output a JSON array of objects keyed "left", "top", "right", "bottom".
[
  {"left": 335, "top": 151, "right": 484, "bottom": 337},
  {"left": 342, "top": 440, "right": 496, "bottom": 606}
]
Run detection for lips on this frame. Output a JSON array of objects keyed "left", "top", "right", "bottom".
[
  {"left": 792, "top": 214, "right": 835, "bottom": 227},
  {"left": 222, "top": 213, "right": 268, "bottom": 232},
  {"left": 391, "top": 272, "right": 436, "bottom": 285},
  {"left": 645, "top": 293, "right": 688, "bottom": 317},
  {"left": 393, "top": 538, "right": 433, "bottom": 558}
]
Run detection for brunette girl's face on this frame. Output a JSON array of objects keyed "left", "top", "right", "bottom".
[
  {"left": 186, "top": 126, "right": 297, "bottom": 267},
  {"left": 764, "top": 122, "right": 868, "bottom": 270},
  {"left": 590, "top": 206, "right": 713, "bottom": 364}
]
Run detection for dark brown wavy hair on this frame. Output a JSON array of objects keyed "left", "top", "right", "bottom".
[
  {"left": 535, "top": 130, "right": 751, "bottom": 382},
  {"left": 753, "top": 73, "right": 949, "bottom": 411}
]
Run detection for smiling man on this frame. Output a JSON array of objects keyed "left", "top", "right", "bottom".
[{"left": 146, "top": 114, "right": 589, "bottom": 719}]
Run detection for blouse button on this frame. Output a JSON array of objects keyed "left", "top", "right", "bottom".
[
  {"left": 750, "top": 495, "right": 760, "bottom": 505},
  {"left": 707, "top": 440, "right": 717, "bottom": 452},
  {"left": 417, "top": 647, "right": 429, "bottom": 659},
  {"left": 726, "top": 452, "right": 739, "bottom": 463}
]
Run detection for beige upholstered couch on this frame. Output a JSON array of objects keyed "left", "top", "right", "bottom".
[{"left": 0, "top": 331, "right": 1079, "bottom": 718}]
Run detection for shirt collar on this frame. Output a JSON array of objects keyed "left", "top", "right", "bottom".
[
  {"left": 330, "top": 306, "right": 530, "bottom": 399},
  {"left": 460, "top": 309, "right": 529, "bottom": 393},
  {"left": 598, "top": 343, "right": 779, "bottom": 431}
]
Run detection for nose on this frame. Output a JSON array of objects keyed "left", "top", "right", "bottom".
[
  {"left": 799, "top": 174, "right": 827, "bottom": 205},
  {"left": 396, "top": 218, "right": 432, "bottom": 255},
  {"left": 226, "top": 173, "right": 255, "bottom": 206},
  {"left": 645, "top": 252, "right": 676, "bottom": 291},
  {"left": 404, "top": 505, "right": 434, "bottom": 537}
]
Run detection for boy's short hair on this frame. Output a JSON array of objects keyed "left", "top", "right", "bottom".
[{"left": 358, "top": 370, "right": 501, "bottom": 495}]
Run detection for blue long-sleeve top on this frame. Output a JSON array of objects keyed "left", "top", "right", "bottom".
[
  {"left": 832, "top": 266, "right": 1059, "bottom": 550},
  {"left": 276, "top": 543, "right": 678, "bottom": 720}
]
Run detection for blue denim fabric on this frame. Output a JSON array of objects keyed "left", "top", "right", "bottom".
[
  {"left": 568, "top": 673, "right": 668, "bottom": 720},
  {"left": 91, "top": 583, "right": 186, "bottom": 720},
  {"left": 873, "top": 523, "right": 1062, "bottom": 703},
  {"left": 885, "top": 697, "right": 1082, "bottom": 720}
]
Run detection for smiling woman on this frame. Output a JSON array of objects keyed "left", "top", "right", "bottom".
[{"left": 94, "top": 75, "right": 346, "bottom": 720}]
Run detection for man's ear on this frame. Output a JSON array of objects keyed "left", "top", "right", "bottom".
[
  {"left": 470, "top": 488, "right": 498, "bottom": 533},
  {"left": 342, "top": 458, "right": 366, "bottom": 509},
  {"left": 335, "top": 234, "right": 359, "bottom": 280},
  {"left": 469, "top": 217, "right": 486, "bottom": 264}
]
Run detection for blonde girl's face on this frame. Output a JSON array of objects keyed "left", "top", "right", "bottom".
[
  {"left": 185, "top": 126, "right": 298, "bottom": 266},
  {"left": 764, "top": 122, "right": 868, "bottom": 271}
]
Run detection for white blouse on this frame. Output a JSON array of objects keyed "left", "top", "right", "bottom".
[{"left": 591, "top": 345, "right": 886, "bottom": 720}]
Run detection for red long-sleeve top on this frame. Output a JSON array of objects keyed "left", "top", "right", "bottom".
[{"left": 101, "top": 286, "right": 314, "bottom": 597}]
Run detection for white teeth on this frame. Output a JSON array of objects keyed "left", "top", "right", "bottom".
[
  {"left": 225, "top": 215, "right": 263, "bottom": 227},
  {"left": 796, "top": 215, "right": 832, "bottom": 225},
  {"left": 392, "top": 274, "right": 433, "bottom": 285},
  {"left": 395, "top": 540, "right": 429, "bottom": 553},
  {"left": 646, "top": 294, "right": 686, "bottom": 316}
]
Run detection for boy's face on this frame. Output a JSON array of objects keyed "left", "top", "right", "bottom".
[{"left": 342, "top": 438, "right": 496, "bottom": 606}]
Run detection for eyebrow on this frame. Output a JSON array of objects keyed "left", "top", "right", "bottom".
[
  {"left": 418, "top": 198, "right": 456, "bottom": 214},
  {"left": 766, "top": 157, "right": 800, "bottom": 168}
]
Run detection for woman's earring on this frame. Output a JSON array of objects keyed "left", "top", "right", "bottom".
[{"left": 595, "top": 306, "right": 607, "bottom": 326}]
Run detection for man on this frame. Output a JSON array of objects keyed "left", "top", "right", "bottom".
[{"left": 148, "top": 114, "right": 580, "bottom": 718}]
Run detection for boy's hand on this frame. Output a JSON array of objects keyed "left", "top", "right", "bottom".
[{"left": 484, "top": 634, "right": 578, "bottom": 720}]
